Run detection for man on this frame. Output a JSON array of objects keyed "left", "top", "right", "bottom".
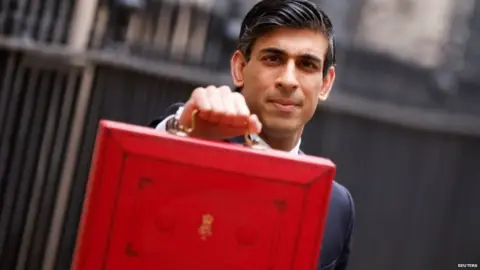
[{"left": 150, "top": 0, "right": 355, "bottom": 269}]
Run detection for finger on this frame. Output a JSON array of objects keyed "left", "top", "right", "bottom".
[
  {"left": 232, "top": 92, "right": 250, "bottom": 127},
  {"left": 180, "top": 88, "right": 209, "bottom": 126},
  {"left": 217, "top": 85, "right": 232, "bottom": 95},
  {"left": 191, "top": 87, "right": 211, "bottom": 111},
  {"left": 248, "top": 114, "right": 262, "bottom": 134},
  {"left": 205, "top": 86, "right": 223, "bottom": 123},
  {"left": 218, "top": 87, "right": 237, "bottom": 125},
  {"left": 232, "top": 92, "right": 249, "bottom": 116},
  {"left": 187, "top": 87, "right": 213, "bottom": 123},
  {"left": 218, "top": 86, "right": 235, "bottom": 115}
]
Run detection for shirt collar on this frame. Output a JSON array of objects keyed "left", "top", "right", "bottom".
[{"left": 249, "top": 134, "right": 301, "bottom": 155}]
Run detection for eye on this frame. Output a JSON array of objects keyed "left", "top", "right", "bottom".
[
  {"left": 301, "top": 60, "right": 318, "bottom": 70},
  {"left": 263, "top": 55, "right": 281, "bottom": 63}
]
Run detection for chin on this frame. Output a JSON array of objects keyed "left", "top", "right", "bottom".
[{"left": 262, "top": 120, "right": 300, "bottom": 136}]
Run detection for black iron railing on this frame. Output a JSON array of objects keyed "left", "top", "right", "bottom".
[
  {"left": 0, "top": 0, "right": 75, "bottom": 44},
  {"left": 88, "top": 0, "right": 240, "bottom": 71}
]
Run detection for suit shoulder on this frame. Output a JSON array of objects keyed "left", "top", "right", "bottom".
[
  {"left": 319, "top": 181, "right": 355, "bottom": 268},
  {"left": 332, "top": 182, "right": 354, "bottom": 209},
  {"left": 330, "top": 181, "right": 355, "bottom": 227}
]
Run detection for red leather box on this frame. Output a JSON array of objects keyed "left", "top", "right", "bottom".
[{"left": 72, "top": 120, "right": 335, "bottom": 270}]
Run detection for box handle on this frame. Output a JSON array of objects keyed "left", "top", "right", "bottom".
[{"left": 168, "top": 109, "right": 265, "bottom": 150}]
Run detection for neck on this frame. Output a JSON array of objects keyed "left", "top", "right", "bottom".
[{"left": 259, "top": 130, "right": 302, "bottom": 152}]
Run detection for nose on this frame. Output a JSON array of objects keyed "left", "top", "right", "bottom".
[{"left": 275, "top": 60, "right": 299, "bottom": 92}]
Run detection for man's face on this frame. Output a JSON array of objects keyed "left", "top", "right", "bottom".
[{"left": 231, "top": 27, "right": 335, "bottom": 138}]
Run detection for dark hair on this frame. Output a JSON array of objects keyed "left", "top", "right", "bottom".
[{"left": 237, "top": 0, "right": 335, "bottom": 78}]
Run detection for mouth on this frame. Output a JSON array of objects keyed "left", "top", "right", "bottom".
[{"left": 268, "top": 99, "right": 300, "bottom": 112}]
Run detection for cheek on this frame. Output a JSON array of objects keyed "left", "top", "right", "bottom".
[
  {"left": 241, "top": 87, "right": 262, "bottom": 113},
  {"left": 245, "top": 64, "right": 274, "bottom": 89},
  {"left": 304, "top": 98, "right": 319, "bottom": 116},
  {"left": 301, "top": 85, "right": 321, "bottom": 114},
  {"left": 305, "top": 79, "right": 324, "bottom": 99},
  {"left": 243, "top": 69, "right": 270, "bottom": 101}
]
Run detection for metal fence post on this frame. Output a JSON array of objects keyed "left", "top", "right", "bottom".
[{"left": 41, "top": 0, "right": 99, "bottom": 269}]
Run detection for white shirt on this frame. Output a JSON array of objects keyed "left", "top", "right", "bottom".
[{"left": 156, "top": 107, "right": 301, "bottom": 155}]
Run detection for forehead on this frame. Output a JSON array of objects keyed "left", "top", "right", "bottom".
[{"left": 251, "top": 28, "right": 329, "bottom": 58}]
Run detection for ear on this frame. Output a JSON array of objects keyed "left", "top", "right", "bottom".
[
  {"left": 318, "top": 66, "right": 336, "bottom": 101},
  {"left": 231, "top": 50, "right": 247, "bottom": 88}
]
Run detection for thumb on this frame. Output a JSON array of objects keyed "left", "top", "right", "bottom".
[
  {"left": 248, "top": 114, "right": 262, "bottom": 134},
  {"left": 178, "top": 100, "right": 196, "bottom": 128}
]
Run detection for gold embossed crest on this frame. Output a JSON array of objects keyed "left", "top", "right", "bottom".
[{"left": 198, "top": 214, "right": 214, "bottom": 240}]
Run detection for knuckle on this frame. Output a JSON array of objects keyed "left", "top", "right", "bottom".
[
  {"left": 232, "top": 94, "right": 249, "bottom": 111},
  {"left": 232, "top": 92, "right": 245, "bottom": 101},
  {"left": 204, "top": 85, "right": 217, "bottom": 93},
  {"left": 218, "top": 85, "right": 232, "bottom": 93},
  {"left": 191, "top": 88, "right": 208, "bottom": 102},
  {"left": 192, "top": 87, "right": 205, "bottom": 96}
]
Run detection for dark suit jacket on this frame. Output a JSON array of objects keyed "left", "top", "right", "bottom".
[{"left": 149, "top": 103, "right": 355, "bottom": 270}]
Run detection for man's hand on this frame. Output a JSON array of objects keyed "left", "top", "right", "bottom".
[{"left": 179, "top": 85, "right": 262, "bottom": 140}]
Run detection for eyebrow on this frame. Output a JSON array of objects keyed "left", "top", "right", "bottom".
[{"left": 259, "top": 47, "right": 323, "bottom": 63}]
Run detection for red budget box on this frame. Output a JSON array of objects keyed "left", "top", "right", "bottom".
[{"left": 72, "top": 120, "right": 335, "bottom": 270}]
